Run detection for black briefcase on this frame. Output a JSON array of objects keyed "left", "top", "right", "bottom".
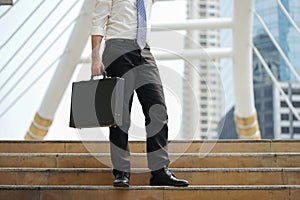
[{"left": 69, "top": 75, "right": 125, "bottom": 128}]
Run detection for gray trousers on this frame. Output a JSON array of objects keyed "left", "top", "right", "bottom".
[{"left": 102, "top": 39, "right": 170, "bottom": 172}]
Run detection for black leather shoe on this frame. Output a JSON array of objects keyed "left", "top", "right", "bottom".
[
  {"left": 150, "top": 166, "right": 189, "bottom": 187},
  {"left": 113, "top": 169, "right": 130, "bottom": 187}
]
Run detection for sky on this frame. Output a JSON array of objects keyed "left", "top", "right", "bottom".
[{"left": 0, "top": 0, "right": 187, "bottom": 140}]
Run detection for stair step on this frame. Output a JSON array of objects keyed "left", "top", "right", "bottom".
[
  {"left": 0, "top": 185, "right": 299, "bottom": 200},
  {"left": 0, "top": 140, "right": 299, "bottom": 199},
  {"left": 0, "top": 140, "right": 299, "bottom": 153},
  {"left": 0, "top": 153, "right": 299, "bottom": 168},
  {"left": 0, "top": 168, "right": 299, "bottom": 186}
]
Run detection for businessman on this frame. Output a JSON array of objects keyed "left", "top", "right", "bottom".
[{"left": 90, "top": 0, "right": 189, "bottom": 187}]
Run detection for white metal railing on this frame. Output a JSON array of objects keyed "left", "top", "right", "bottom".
[
  {"left": 0, "top": 2, "right": 66, "bottom": 81},
  {"left": 277, "top": 0, "right": 300, "bottom": 37},
  {"left": 0, "top": 54, "right": 65, "bottom": 118},
  {"left": 0, "top": 1, "right": 77, "bottom": 80},
  {"left": 79, "top": 18, "right": 234, "bottom": 61},
  {"left": 0, "top": 0, "right": 19, "bottom": 18},
  {"left": 253, "top": 45, "right": 300, "bottom": 121},
  {"left": 0, "top": 1, "right": 81, "bottom": 117},
  {"left": 0, "top": 1, "right": 46, "bottom": 50},
  {"left": 80, "top": 48, "right": 233, "bottom": 62},
  {"left": 0, "top": 15, "right": 80, "bottom": 105},
  {"left": 253, "top": 9, "right": 300, "bottom": 83},
  {"left": 152, "top": 18, "right": 233, "bottom": 31}
]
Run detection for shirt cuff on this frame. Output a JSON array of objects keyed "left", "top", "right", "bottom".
[{"left": 90, "top": 26, "right": 105, "bottom": 36}]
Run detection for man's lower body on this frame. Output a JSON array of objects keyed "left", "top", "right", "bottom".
[{"left": 102, "top": 39, "right": 189, "bottom": 187}]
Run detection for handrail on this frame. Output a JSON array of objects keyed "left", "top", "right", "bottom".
[
  {"left": 0, "top": 1, "right": 70, "bottom": 74},
  {"left": 0, "top": 15, "right": 80, "bottom": 105},
  {"left": 0, "top": 54, "right": 64, "bottom": 118},
  {"left": 0, "top": 1, "right": 79, "bottom": 93},
  {"left": 0, "top": 0, "right": 20, "bottom": 18},
  {"left": 253, "top": 9, "right": 300, "bottom": 83},
  {"left": 253, "top": 45, "right": 300, "bottom": 121},
  {"left": 0, "top": 1, "right": 46, "bottom": 50},
  {"left": 152, "top": 18, "right": 233, "bottom": 31},
  {"left": 277, "top": 0, "right": 300, "bottom": 37}
]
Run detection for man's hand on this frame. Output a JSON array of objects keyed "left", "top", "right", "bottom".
[
  {"left": 91, "top": 59, "right": 105, "bottom": 76},
  {"left": 91, "top": 35, "right": 104, "bottom": 76}
]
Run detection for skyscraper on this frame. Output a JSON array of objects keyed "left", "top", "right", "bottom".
[
  {"left": 182, "top": 0, "right": 222, "bottom": 139},
  {"left": 253, "top": 0, "right": 300, "bottom": 83}
]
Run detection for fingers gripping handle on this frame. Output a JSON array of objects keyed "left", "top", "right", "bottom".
[{"left": 91, "top": 69, "right": 107, "bottom": 80}]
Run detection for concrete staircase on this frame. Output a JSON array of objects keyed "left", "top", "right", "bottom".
[{"left": 0, "top": 140, "right": 299, "bottom": 199}]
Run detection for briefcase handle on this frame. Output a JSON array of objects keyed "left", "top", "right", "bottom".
[{"left": 91, "top": 70, "right": 107, "bottom": 80}]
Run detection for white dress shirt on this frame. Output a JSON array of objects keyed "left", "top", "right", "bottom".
[{"left": 91, "top": 0, "right": 154, "bottom": 41}]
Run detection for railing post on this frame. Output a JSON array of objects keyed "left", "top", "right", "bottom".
[
  {"left": 232, "top": 0, "right": 261, "bottom": 139},
  {"left": 24, "top": 0, "right": 95, "bottom": 140}
]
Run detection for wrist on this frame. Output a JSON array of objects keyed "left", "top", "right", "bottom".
[
  {"left": 91, "top": 56, "right": 101, "bottom": 62},
  {"left": 91, "top": 53, "right": 100, "bottom": 58}
]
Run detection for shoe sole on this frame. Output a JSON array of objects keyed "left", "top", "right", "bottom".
[
  {"left": 113, "top": 182, "right": 130, "bottom": 187},
  {"left": 150, "top": 183, "right": 189, "bottom": 187}
]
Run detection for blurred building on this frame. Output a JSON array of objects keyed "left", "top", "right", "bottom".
[{"left": 182, "top": 0, "right": 222, "bottom": 139}]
